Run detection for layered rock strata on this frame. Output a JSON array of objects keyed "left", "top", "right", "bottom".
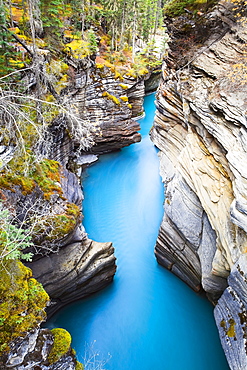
[
  {"left": 150, "top": 2, "right": 247, "bottom": 368},
  {"left": 47, "top": 58, "right": 161, "bottom": 158},
  {"left": 72, "top": 65, "right": 142, "bottom": 154},
  {"left": 29, "top": 238, "right": 116, "bottom": 317}
]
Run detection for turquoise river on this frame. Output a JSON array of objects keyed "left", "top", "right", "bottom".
[{"left": 48, "top": 94, "right": 230, "bottom": 370}]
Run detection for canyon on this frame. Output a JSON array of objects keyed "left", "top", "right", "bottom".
[{"left": 1, "top": 0, "right": 247, "bottom": 368}]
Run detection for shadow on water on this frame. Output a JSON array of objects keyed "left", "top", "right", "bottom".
[{"left": 47, "top": 93, "right": 229, "bottom": 370}]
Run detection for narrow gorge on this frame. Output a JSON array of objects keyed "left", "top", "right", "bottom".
[{"left": 0, "top": 0, "right": 246, "bottom": 369}]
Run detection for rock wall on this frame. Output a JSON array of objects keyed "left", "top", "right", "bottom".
[
  {"left": 72, "top": 62, "right": 142, "bottom": 154},
  {"left": 150, "top": 2, "right": 247, "bottom": 368},
  {"left": 48, "top": 58, "right": 161, "bottom": 157}
]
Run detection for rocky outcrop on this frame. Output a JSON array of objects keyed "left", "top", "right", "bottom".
[
  {"left": 29, "top": 238, "right": 116, "bottom": 317},
  {"left": 144, "top": 70, "right": 162, "bottom": 94},
  {"left": 1, "top": 329, "right": 80, "bottom": 370},
  {"left": 73, "top": 65, "right": 142, "bottom": 154},
  {"left": 151, "top": 2, "right": 247, "bottom": 368},
  {"left": 46, "top": 58, "right": 162, "bottom": 159},
  {"left": 0, "top": 162, "right": 117, "bottom": 316}
]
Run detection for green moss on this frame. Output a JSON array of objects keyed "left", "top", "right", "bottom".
[
  {"left": 32, "top": 159, "right": 62, "bottom": 199},
  {"left": 75, "top": 361, "right": 84, "bottom": 370},
  {"left": 48, "top": 328, "right": 72, "bottom": 364},
  {"left": 0, "top": 260, "right": 49, "bottom": 355},
  {"left": 0, "top": 158, "right": 62, "bottom": 199},
  {"left": 163, "top": 0, "right": 216, "bottom": 17},
  {"left": 33, "top": 202, "right": 80, "bottom": 241},
  {"left": 227, "top": 319, "right": 236, "bottom": 338},
  {"left": 220, "top": 319, "right": 226, "bottom": 328}
]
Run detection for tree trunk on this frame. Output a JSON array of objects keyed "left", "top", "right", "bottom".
[
  {"left": 119, "top": 0, "right": 127, "bottom": 49},
  {"left": 132, "top": 0, "right": 137, "bottom": 61}
]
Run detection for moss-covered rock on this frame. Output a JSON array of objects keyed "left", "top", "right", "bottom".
[
  {"left": 0, "top": 158, "right": 62, "bottom": 199},
  {"left": 163, "top": 0, "right": 216, "bottom": 17},
  {"left": 48, "top": 328, "right": 72, "bottom": 364},
  {"left": 76, "top": 361, "right": 84, "bottom": 370},
  {"left": 33, "top": 201, "right": 81, "bottom": 243},
  {"left": 0, "top": 260, "right": 49, "bottom": 355}
]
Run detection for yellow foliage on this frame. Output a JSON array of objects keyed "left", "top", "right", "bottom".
[
  {"left": 45, "top": 94, "right": 56, "bottom": 102},
  {"left": 63, "top": 39, "right": 91, "bottom": 59},
  {"left": 120, "top": 96, "right": 128, "bottom": 102},
  {"left": 16, "top": 34, "right": 31, "bottom": 42},
  {"left": 8, "top": 59, "right": 25, "bottom": 68},
  {"left": 137, "top": 67, "right": 149, "bottom": 75},
  {"left": 11, "top": 6, "right": 27, "bottom": 22},
  {"left": 126, "top": 70, "right": 137, "bottom": 78},
  {"left": 96, "top": 63, "right": 105, "bottom": 69},
  {"left": 104, "top": 60, "right": 114, "bottom": 69},
  {"left": 114, "top": 71, "right": 124, "bottom": 80},
  {"left": 8, "top": 27, "right": 21, "bottom": 34},
  {"left": 119, "top": 83, "right": 128, "bottom": 90},
  {"left": 102, "top": 91, "right": 120, "bottom": 105}
]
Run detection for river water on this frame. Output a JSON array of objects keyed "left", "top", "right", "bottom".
[{"left": 48, "top": 94, "right": 229, "bottom": 370}]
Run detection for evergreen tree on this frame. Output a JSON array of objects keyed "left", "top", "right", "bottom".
[
  {"left": 40, "top": 0, "right": 64, "bottom": 37},
  {"left": 0, "top": 0, "right": 15, "bottom": 76}
]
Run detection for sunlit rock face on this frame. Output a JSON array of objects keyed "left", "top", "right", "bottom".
[
  {"left": 72, "top": 65, "right": 142, "bottom": 154},
  {"left": 45, "top": 58, "right": 161, "bottom": 163},
  {"left": 150, "top": 2, "right": 247, "bottom": 367}
]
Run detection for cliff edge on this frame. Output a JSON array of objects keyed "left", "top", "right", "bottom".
[{"left": 150, "top": 1, "right": 247, "bottom": 368}]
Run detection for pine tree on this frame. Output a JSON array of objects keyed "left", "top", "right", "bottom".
[
  {"left": 40, "top": 0, "right": 64, "bottom": 38},
  {"left": 0, "top": 0, "right": 15, "bottom": 76}
]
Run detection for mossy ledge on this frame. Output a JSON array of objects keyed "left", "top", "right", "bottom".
[
  {"left": 0, "top": 158, "right": 62, "bottom": 200},
  {"left": 0, "top": 260, "right": 49, "bottom": 355},
  {"left": 48, "top": 328, "right": 72, "bottom": 364},
  {"left": 48, "top": 328, "right": 84, "bottom": 369}
]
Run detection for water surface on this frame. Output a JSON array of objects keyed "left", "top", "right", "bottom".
[{"left": 48, "top": 94, "right": 229, "bottom": 370}]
